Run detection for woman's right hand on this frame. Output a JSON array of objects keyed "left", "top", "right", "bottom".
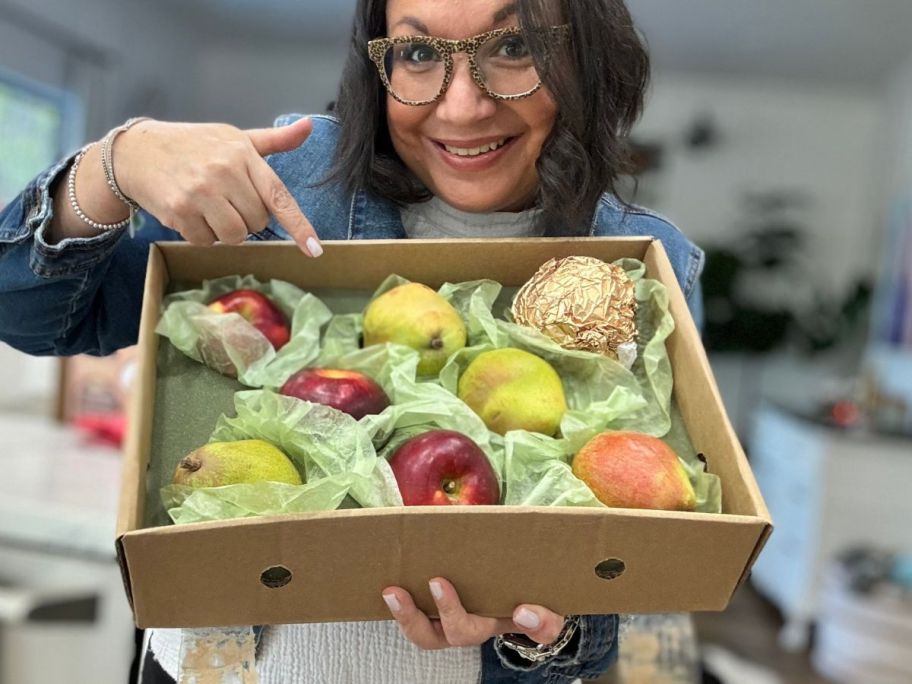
[{"left": 82, "top": 117, "right": 322, "bottom": 256}]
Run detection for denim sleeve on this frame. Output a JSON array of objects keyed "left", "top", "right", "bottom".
[
  {"left": 0, "top": 155, "right": 175, "bottom": 356},
  {"left": 481, "top": 614, "right": 619, "bottom": 683}
]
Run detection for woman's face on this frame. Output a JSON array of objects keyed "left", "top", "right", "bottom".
[{"left": 384, "top": 0, "right": 558, "bottom": 213}]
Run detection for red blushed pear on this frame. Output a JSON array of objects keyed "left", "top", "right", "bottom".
[
  {"left": 388, "top": 430, "right": 500, "bottom": 506},
  {"left": 208, "top": 289, "right": 291, "bottom": 350},
  {"left": 572, "top": 431, "right": 697, "bottom": 512},
  {"left": 280, "top": 368, "right": 390, "bottom": 420}
]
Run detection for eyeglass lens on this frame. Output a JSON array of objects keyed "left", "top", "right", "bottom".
[{"left": 383, "top": 33, "right": 540, "bottom": 102}]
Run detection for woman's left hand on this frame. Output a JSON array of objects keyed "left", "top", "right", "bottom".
[{"left": 382, "top": 577, "right": 565, "bottom": 650}]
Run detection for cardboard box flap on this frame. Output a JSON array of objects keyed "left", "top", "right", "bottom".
[
  {"left": 157, "top": 238, "right": 653, "bottom": 289},
  {"left": 122, "top": 505, "right": 768, "bottom": 628}
]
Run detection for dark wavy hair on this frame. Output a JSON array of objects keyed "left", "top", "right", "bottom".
[{"left": 331, "top": 0, "right": 650, "bottom": 236}]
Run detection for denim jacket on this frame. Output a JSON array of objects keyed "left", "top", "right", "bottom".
[{"left": 0, "top": 114, "right": 704, "bottom": 683}]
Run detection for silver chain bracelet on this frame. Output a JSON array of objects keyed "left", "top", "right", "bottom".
[
  {"left": 101, "top": 116, "right": 150, "bottom": 212},
  {"left": 496, "top": 615, "right": 582, "bottom": 663},
  {"left": 67, "top": 144, "right": 131, "bottom": 232}
]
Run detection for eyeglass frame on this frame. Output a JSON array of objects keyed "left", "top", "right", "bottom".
[{"left": 367, "top": 25, "right": 569, "bottom": 106}]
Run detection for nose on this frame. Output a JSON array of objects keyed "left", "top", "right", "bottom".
[{"left": 434, "top": 55, "right": 497, "bottom": 125}]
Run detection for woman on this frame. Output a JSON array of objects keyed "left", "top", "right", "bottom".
[{"left": 0, "top": 0, "right": 704, "bottom": 681}]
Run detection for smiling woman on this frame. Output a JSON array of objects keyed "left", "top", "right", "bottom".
[
  {"left": 335, "top": 0, "right": 650, "bottom": 232},
  {"left": 0, "top": 0, "right": 707, "bottom": 682}
]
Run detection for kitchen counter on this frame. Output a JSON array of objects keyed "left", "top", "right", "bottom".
[{"left": 0, "top": 414, "right": 122, "bottom": 562}]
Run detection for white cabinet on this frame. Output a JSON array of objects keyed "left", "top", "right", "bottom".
[
  {"left": 0, "top": 415, "right": 135, "bottom": 684},
  {"left": 748, "top": 403, "right": 912, "bottom": 650}
]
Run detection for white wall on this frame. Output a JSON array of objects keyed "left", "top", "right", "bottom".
[
  {"left": 191, "top": 38, "right": 347, "bottom": 128},
  {"left": 634, "top": 72, "right": 888, "bottom": 300},
  {"left": 1, "top": 0, "right": 201, "bottom": 137},
  {"left": 864, "top": 54, "right": 912, "bottom": 406},
  {"left": 883, "top": 56, "right": 912, "bottom": 205}
]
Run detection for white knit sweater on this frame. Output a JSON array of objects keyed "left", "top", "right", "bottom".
[
  {"left": 150, "top": 623, "right": 481, "bottom": 683},
  {"left": 148, "top": 200, "right": 544, "bottom": 683}
]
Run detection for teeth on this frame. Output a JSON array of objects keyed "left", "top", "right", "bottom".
[{"left": 444, "top": 138, "right": 508, "bottom": 157}]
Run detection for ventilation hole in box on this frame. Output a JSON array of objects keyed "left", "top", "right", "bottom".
[
  {"left": 260, "top": 566, "right": 293, "bottom": 589},
  {"left": 594, "top": 559, "right": 626, "bottom": 581}
]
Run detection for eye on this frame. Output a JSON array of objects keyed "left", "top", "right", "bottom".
[
  {"left": 396, "top": 43, "right": 441, "bottom": 65},
  {"left": 496, "top": 35, "right": 530, "bottom": 60}
]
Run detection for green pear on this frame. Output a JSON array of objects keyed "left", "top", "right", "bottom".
[
  {"left": 362, "top": 283, "right": 467, "bottom": 377},
  {"left": 458, "top": 348, "right": 566, "bottom": 436},
  {"left": 172, "top": 439, "right": 302, "bottom": 488}
]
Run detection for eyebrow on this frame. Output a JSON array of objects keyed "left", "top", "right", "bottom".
[
  {"left": 392, "top": 3, "right": 517, "bottom": 36},
  {"left": 392, "top": 16, "right": 430, "bottom": 34},
  {"left": 493, "top": 2, "right": 518, "bottom": 24}
]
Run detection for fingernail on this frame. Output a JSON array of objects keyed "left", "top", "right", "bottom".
[
  {"left": 429, "top": 580, "right": 443, "bottom": 601},
  {"left": 382, "top": 593, "right": 401, "bottom": 613},
  {"left": 514, "top": 608, "right": 540, "bottom": 629},
  {"left": 306, "top": 236, "right": 323, "bottom": 258}
]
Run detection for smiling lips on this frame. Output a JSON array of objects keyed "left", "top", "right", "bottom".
[
  {"left": 441, "top": 137, "right": 510, "bottom": 156},
  {"left": 432, "top": 135, "right": 517, "bottom": 169}
]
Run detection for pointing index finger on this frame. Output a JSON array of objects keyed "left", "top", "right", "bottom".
[{"left": 247, "top": 158, "right": 322, "bottom": 256}]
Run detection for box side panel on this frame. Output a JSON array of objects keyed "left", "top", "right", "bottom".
[
  {"left": 158, "top": 239, "right": 651, "bottom": 289},
  {"left": 115, "top": 536, "right": 137, "bottom": 618},
  {"left": 645, "top": 242, "right": 770, "bottom": 521},
  {"left": 117, "top": 245, "right": 167, "bottom": 538},
  {"left": 733, "top": 521, "right": 774, "bottom": 594},
  {"left": 125, "top": 508, "right": 766, "bottom": 628}
]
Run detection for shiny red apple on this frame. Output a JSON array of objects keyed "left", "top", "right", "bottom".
[
  {"left": 208, "top": 289, "right": 290, "bottom": 350},
  {"left": 280, "top": 368, "right": 390, "bottom": 419},
  {"left": 388, "top": 430, "right": 500, "bottom": 506}
]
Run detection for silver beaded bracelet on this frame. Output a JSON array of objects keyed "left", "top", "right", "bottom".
[
  {"left": 67, "top": 144, "right": 131, "bottom": 232},
  {"left": 101, "top": 116, "right": 150, "bottom": 212}
]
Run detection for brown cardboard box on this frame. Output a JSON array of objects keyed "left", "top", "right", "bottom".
[{"left": 116, "top": 238, "right": 772, "bottom": 629}]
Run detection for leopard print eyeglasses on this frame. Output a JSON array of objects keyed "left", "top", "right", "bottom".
[{"left": 368, "top": 25, "right": 569, "bottom": 106}]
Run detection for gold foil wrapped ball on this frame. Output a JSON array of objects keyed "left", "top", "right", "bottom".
[{"left": 512, "top": 256, "right": 638, "bottom": 361}]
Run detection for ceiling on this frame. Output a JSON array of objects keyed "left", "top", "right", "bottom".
[{"left": 176, "top": 0, "right": 912, "bottom": 87}]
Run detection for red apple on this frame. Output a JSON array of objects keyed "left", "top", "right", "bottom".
[
  {"left": 208, "top": 289, "right": 290, "bottom": 350},
  {"left": 280, "top": 368, "right": 390, "bottom": 419},
  {"left": 388, "top": 430, "right": 500, "bottom": 506},
  {"left": 571, "top": 431, "right": 696, "bottom": 511}
]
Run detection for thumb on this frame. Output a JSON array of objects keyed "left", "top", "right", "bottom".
[
  {"left": 246, "top": 116, "right": 313, "bottom": 157},
  {"left": 511, "top": 606, "right": 566, "bottom": 645}
]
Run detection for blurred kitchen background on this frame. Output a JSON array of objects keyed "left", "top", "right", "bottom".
[{"left": 1, "top": 0, "right": 911, "bottom": 683}]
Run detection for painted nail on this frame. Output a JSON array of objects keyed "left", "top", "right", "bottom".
[
  {"left": 429, "top": 580, "right": 443, "bottom": 601},
  {"left": 306, "top": 236, "right": 323, "bottom": 258},
  {"left": 382, "top": 593, "right": 401, "bottom": 613},
  {"left": 514, "top": 608, "right": 540, "bottom": 629}
]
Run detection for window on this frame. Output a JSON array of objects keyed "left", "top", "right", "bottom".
[{"left": 0, "top": 67, "right": 82, "bottom": 209}]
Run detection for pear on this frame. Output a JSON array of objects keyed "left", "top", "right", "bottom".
[
  {"left": 572, "top": 431, "right": 696, "bottom": 511},
  {"left": 172, "top": 439, "right": 302, "bottom": 488},
  {"left": 457, "top": 348, "right": 566, "bottom": 436},
  {"left": 362, "top": 283, "right": 466, "bottom": 377}
]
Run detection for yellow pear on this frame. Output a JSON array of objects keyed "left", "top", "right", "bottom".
[
  {"left": 457, "top": 348, "right": 566, "bottom": 436},
  {"left": 172, "top": 439, "right": 302, "bottom": 488},
  {"left": 362, "top": 283, "right": 467, "bottom": 377}
]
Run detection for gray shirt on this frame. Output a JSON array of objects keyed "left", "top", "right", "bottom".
[{"left": 401, "top": 196, "right": 545, "bottom": 239}]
